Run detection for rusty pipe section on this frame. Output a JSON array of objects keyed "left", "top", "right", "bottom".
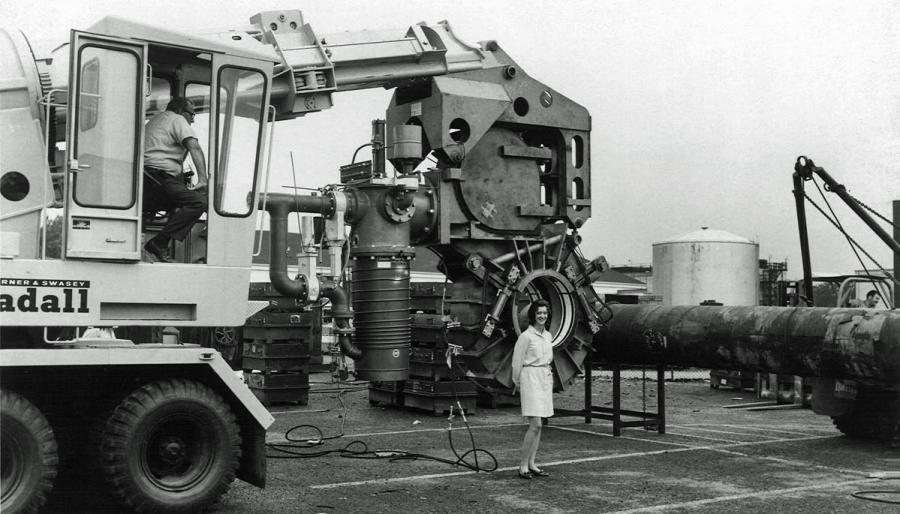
[
  {"left": 260, "top": 193, "right": 333, "bottom": 300},
  {"left": 595, "top": 305, "right": 900, "bottom": 384}
]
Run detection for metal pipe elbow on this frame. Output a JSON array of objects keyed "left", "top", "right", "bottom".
[
  {"left": 322, "top": 282, "right": 362, "bottom": 359},
  {"left": 269, "top": 269, "right": 308, "bottom": 300},
  {"left": 263, "top": 199, "right": 308, "bottom": 300}
]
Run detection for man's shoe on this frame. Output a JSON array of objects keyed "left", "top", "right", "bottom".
[{"left": 144, "top": 239, "right": 172, "bottom": 263}]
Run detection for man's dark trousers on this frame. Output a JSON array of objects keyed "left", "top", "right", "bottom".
[{"left": 143, "top": 167, "right": 207, "bottom": 242}]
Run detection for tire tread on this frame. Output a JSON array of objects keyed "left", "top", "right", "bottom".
[
  {"left": 0, "top": 390, "right": 58, "bottom": 514},
  {"left": 100, "top": 379, "right": 241, "bottom": 513}
]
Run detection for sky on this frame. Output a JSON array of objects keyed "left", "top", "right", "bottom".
[{"left": 5, "top": 0, "right": 899, "bottom": 278}]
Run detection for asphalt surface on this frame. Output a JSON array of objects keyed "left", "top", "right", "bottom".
[
  {"left": 219, "top": 375, "right": 897, "bottom": 513},
  {"left": 45, "top": 374, "right": 899, "bottom": 513}
]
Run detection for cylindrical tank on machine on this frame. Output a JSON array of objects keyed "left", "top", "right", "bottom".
[
  {"left": 652, "top": 227, "right": 759, "bottom": 306},
  {"left": 346, "top": 182, "right": 417, "bottom": 381},
  {"left": 351, "top": 258, "right": 411, "bottom": 381}
]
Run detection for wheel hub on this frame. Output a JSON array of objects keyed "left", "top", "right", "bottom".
[{"left": 158, "top": 436, "right": 187, "bottom": 465}]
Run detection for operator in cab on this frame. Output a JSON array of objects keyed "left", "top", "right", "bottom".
[
  {"left": 849, "top": 289, "right": 881, "bottom": 309},
  {"left": 142, "top": 97, "right": 208, "bottom": 263}
]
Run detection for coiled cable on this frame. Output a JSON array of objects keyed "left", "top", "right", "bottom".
[
  {"left": 265, "top": 366, "right": 497, "bottom": 472},
  {"left": 852, "top": 476, "right": 900, "bottom": 505}
]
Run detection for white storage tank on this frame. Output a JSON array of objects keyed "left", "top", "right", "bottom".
[{"left": 652, "top": 227, "right": 759, "bottom": 306}]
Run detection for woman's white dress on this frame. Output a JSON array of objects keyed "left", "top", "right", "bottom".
[{"left": 511, "top": 325, "right": 554, "bottom": 418}]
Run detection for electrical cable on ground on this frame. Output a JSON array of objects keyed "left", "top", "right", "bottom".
[
  {"left": 341, "top": 396, "right": 498, "bottom": 472},
  {"left": 266, "top": 387, "right": 357, "bottom": 458},
  {"left": 264, "top": 353, "right": 498, "bottom": 472},
  {"left": 851, "top": 476, "right": 900, "bottom": 505}
]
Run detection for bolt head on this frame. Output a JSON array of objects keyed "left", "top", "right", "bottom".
[{"left": 540, "top": 90, "right": 553, "bottom": 107}]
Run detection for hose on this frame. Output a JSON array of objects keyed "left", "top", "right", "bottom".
[
  {"left": 852, "top": 477, "right": 900, "bottom": 505},
  {"left": 264, "top": 354, "right": 498, "bottom": 472}
]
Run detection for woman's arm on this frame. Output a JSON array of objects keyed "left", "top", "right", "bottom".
[{"left": 511, "top": 332, "right": 529, "bottom": 387}]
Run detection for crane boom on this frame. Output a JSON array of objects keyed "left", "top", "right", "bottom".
[{"left": 44, "top": 10, "right": 497, "bottom": 120}]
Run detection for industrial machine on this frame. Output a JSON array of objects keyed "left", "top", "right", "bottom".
[
  {"left": 791, "top": 156, "right": 899, "bottom": 308},
  {"left": 1, "top": 9, "right": 603, "bottom": 513},
  {"left": 3, "top": 7, "right": 897, "bottom": 514}
]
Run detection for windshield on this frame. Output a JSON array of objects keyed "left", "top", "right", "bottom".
[{"left": 214, "top": 66, "right": 267, "bottom": 217}]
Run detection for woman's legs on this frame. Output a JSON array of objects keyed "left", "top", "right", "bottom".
[
  {"left": 528, "top": 421, "right": 542, "bottom": 470},
  {"left": 519, "top": 416, "right": 542, "bottom": 473}
]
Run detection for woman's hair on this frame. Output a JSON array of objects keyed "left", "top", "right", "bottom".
[{"left": 527, "top": 299, "right": 551, "bottom": 326}]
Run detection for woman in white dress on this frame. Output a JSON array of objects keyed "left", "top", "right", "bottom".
[{"left": 511, "top": 299, "right": 553, "bottom": 479}]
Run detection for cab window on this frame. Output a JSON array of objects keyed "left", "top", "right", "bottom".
[
  {"left": 214, "top": 66, "right": 266, "bottom": 217},
  {"left": 72, "top": 45, "right": 141, "bottom": 209}
]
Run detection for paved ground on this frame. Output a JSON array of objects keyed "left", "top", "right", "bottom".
[
  {"left": 45, "top": 374, "right": 899, "bottom": 512},
  {"left": 217, "top": 375, "right": 898, "bottom": 513}
]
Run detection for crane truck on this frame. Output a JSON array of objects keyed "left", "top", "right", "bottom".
[{"left": 0, "top": 8, "right": 602, "bottom": 512}]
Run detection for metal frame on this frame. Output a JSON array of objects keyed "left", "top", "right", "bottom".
[
  {"left": 554, "top": 351, "right": 666, "bottom": 436},
  {"left": 793, "top": 156, "right": 900, "bottom": 304}
]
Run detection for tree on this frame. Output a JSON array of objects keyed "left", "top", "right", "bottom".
[
  {"left": 44, "top": 215, "right": 62, "bottom": 258},
  {"left": 812, "top": 283, "right": 838, "bottom": 307}
]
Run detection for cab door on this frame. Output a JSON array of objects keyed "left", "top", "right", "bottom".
[
  {"left": 64, "top": 31, "right": 146, "bottom": 261},
  {"left": 205, "top": 53, "right": 271, "bottom": 267}
]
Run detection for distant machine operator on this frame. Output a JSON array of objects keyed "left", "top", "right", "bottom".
[
  {"left": 848, "top": 289, "right": 880, "bottom": 309},
  {"left": 142, "top": 97, "right": 208, "bottom": 262},
  {"left": 863, "top": 289, "right": 880, "bottom": 308}
]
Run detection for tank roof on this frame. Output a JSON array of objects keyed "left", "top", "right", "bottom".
[{"left": 654, "top": 227, "right": 755, "bottom": 245}]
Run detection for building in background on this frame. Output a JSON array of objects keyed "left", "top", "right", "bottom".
[
  {"left": 611, "top": 264, "right": 653, "bottom": 291},
  {"left": 591, "top": 268, "right": 649, "bottom": 297},
  {"left": 758, "top": 259, "right": 788, "bottom": 306},
  {"left": 652, "top": 227, "right": 759, "bottom": 306}
]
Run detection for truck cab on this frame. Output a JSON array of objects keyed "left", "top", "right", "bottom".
[{"left": 2, "top": 17, "right": 275, "bottom": 328}]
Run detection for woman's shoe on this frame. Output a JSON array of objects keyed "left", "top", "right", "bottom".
[
  {"left": 517, "top": 470, "right": 534, "bottom": 479},
  {"left": 529, "top": 467, "right": 550, "bottom": 477}
]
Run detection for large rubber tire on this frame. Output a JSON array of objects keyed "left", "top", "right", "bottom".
[
  {"left": 1, "top": 390, "right": 58, "bottom": 514},
  {"left": 833, "top": 409, "right": 900, "bottom": 445},
  {"left": 100, "top": 379, "right": 241, "bottom": 513},
  {"left": 832, "top": 394, "right": 900, "bottom": 446}
]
